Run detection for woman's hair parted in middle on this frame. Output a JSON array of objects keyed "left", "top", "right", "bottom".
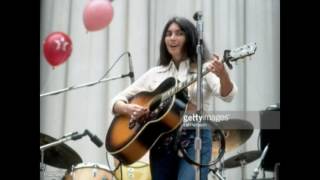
[{"left": 159, "top": 16, "right": 210, "bottom": 66}]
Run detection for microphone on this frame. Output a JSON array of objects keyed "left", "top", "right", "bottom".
[
  {"left": 128, "top": 52, "right": 135, "bottom": 84},
  {"left": 193, "top": 11, "right": 203, "bottom": 21},
  {"left": 193, "top": 11, "right": 203, "bottom": 43},
  {"left": 84, "top": 129, "right": 103, "bottom": 147}
]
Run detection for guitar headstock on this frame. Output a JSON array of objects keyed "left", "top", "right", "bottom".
[{"left": 223, "top": 42, "right": 257, "bottom": 69}]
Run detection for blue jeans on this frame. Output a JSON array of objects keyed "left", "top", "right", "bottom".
[{"left": 150, "top": 129, "right": 212, "bottom": 180}]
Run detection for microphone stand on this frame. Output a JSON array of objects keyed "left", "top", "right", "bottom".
[
  {"left": 41, "top": 51, "right": 133, "bottom": 97},
  {"left": 40, "top": 52, "right": 132, "bottom": 178},
  {"left": 194, "top": 11, "right": 204, "bottom": 180},
  {"left": 40, "top": 73, "right": 132, "bottom": 97},
  {"left": 40, "top": 132, "right": 79, "bottom": 180}
]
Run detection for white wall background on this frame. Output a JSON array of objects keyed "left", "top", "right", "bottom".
[{"left": 40, "top": 0, "right": 280, "bottom": 179}]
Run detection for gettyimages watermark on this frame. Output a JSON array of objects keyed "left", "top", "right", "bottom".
[
  {"left": 182, "top": 112, "right": 231, "bottom": 129},
  {"left": 180, "top": 111, "right": 280, "bottom": 130}
]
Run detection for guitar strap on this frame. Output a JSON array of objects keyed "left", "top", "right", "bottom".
[
  {"left": 173, "top": 122, "right": 184, "bottom": 153},
  {"left": 173, "top": 86, "right": 189, "bottom": 153}
]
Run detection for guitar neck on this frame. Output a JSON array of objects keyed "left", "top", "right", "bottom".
[
  {"left": 161, "top": 65, "right": 211, "bottom": 101},
  {"left": 156, "top": 42, "right": 257, "bottom": 102}
]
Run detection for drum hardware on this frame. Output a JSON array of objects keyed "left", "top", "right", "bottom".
[
  {"left": 40, "top": 149, "right": 46, "bottom": 180},
  {"left": 209, "top": 166, "right": 225, "bottom": 180},
  {"left": 40, "top": 129, "right": 103, "bottom": 170},
  {"left": 240, "top": 159, "right": 247, "bottom": 180},
  {"left": 92, "top": 164, "right": 98, "bottom": 177},
  {"left": 223, "top": 150, "right": 261, "bottom": 169},
  {"left": 223, "top": 150, "right": 261, "bottom": 180},
  {"left": 251, "top": 144, "right": 269, "bottom": 180},
  {"left": 40, "top": 132, "right": 83, "bottom": 169},
  {"left": 63, "top": 162, "right": 114, "bottom": 180},
  {"left": 206, "top": 119, "right": 254, "bottom": 180},
  {"left": 114, "top": 161, "right": 151, "bottom": 180},
  {"left": 40, "top": 132, "right": 83, "bottom": 180},
  {"left": 274, "top": 163, "right": 280, "bottom": 180},
  {"left": 207, "top": 119, "right": 253, "bottom": 180},
  {"left": 39, "top": 130, "right": 103, "bottom": 180},
  {"left": 176, "top": 118, "right": 254, "bottom": 175}
]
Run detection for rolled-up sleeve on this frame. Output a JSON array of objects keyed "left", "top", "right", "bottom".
[
  {"left": 219, "top": 79, "right": 237, "bottom": 102},
  {"left": 205, "top": 72, "right": 238, "bottom": 102},
  {"left": 110, "top": 68, "right": 157, "bottom": 114}
]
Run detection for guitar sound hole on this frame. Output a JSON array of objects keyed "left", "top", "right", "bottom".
[{"left": 149, "top": 99, "right": 161, "bottom": 111}]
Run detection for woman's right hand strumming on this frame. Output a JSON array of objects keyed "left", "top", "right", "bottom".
[{"left": 114, "top": 101, "right": 149, "bottom": 121}]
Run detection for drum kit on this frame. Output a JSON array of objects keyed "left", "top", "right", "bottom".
[
  {"left": 40, "top": 133, "right": 151, "bottom": 180},
  {"left": 211, "top": 119, "right": 254, "bottom": 157},
  {"left": 208, "top": 119, "right": 270, "bottom": 180},
  {"left": 40, "top": 133, "right": 82, "bottom": 169},
  {"left": 40, "top": 133, "right": 114, "bottom": 180},
  {"left": 40, "top": 118, "right": 267, "bottom": 180},
  {"left": 63, "top": 163, "right": 114, "bottom": 180}
]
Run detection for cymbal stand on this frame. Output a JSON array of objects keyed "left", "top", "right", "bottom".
[
  {"left": 220, "top": 160, "right": 226, "bottom": 180},
  {"left": 40, "top": 149, "right": 45, "bottom": 180},
  {"left": 252, "top": 144, "right": 269, "bottom": 180},
  {"left": 240, "top": 160, "right": 247, "bottom": 180},
  {"left": 210, "top": 166, "right": 225, "bottom": 180}
]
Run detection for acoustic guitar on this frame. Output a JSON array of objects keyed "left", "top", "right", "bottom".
[{"left": 105, "top": 43, "right": 257, "bottom": 165}]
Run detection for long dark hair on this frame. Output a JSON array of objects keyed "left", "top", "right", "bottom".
[{"left": 159, "top": 16, "right": 210, "bottom": 66}]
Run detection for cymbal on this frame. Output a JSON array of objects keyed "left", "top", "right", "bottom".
[
  {"left": 40, "top": 133, "right": 82, "bottom": 169},
  {"left": 223, "top": 150, "right": 261, "bottom": 169},
  {"left": 209, "top": 119, "right": 254, "bottom": 156}
]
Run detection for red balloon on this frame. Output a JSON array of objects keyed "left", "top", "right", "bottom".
[
  {"left": 83, "top": 0, "right": 114, "bottom": 31},
  {"left": 43, "top": 32, "right": 72, "bottom": 67}
]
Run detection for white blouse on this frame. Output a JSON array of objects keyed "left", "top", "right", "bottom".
[{"left": 111, "top": 59, "right": 237, "bottom": 113}]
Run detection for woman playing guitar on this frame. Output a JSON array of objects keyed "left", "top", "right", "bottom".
[{"left": 107, "top": 16, "right": 238, "bottom": 180}]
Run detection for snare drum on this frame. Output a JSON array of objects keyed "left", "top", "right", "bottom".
[{"left": 63, "top": 162, "right": 114, "bottom": 180}]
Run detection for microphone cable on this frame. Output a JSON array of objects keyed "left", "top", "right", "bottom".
[{"left": 97, "top": 51, "right": 131, "bottom": 82}]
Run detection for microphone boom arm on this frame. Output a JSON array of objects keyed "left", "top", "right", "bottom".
[
  {"left": 40, "top": 132, "right": 79, "bottom": 151},
  {"left": 40, "top": 73, "right": 132, "bottom": 97},
  {"left": 41, "top": 51, "right": 133, "bottom": 97}
]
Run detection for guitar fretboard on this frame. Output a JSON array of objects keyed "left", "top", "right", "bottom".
[
  {"left": 152, "top": 42, "right": 256, "bottom": 103},
  {"left": 161, "top": 65, "right": 210, "bottom": 101}
]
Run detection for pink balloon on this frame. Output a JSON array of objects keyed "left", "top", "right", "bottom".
[
  {"left": 43, "top": 32, "right": 73, "bottom": 67},
  {"left": 83, "top": 0, "right": 114, "bottom": 31}
]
